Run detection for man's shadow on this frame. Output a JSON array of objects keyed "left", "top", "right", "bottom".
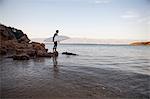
[{"left": 52, "top": 56, "right": 59, "bottom": 78}]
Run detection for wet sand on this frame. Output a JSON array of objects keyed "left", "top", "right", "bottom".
[{"left": 1, "top": 57, "right": 150, "bottom": 99}]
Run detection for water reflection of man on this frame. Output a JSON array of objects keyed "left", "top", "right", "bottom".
[{"left": 53, "top": 56, "right": 59, "bottom": 78}]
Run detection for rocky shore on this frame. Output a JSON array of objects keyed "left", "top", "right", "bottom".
[
  {"left": 130, "top": 41, "right": 150, "bottom": 46},
  {"left": 0, "top": 24, "right": 58, "bottom": 60}
]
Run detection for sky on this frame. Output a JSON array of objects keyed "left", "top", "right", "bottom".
[{"left": 0, "top": 0, "right": 150, "bottom": 40}]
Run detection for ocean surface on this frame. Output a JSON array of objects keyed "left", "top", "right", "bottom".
[
  {"left": 47, "top": 44, "right": 150, "bottom": 75},
  {"left": 1, "top": 44, "right": 150, "bottom": 99}
]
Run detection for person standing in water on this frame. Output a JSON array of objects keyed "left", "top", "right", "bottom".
[{"left": 53, "top": 30, "right": 59, "bottom": 52}]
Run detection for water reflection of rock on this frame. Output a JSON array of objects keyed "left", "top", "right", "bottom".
[
  {"left": 34, "top": 57, "right": 46, "bottom": 62},
  {"left": 53, "top": 56, "right": 59, "bottom": 78}
]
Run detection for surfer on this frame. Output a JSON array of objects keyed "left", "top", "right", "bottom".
[{"left": 53, "top": 30, "right": 59, "bottom": 52}]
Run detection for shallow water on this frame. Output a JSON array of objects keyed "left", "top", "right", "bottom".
[{"left": 1, "top": 44, "right": 150, "bottom": 99}]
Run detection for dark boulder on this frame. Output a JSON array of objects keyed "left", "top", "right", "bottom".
[
  {"left": 62, "top": 52, "right": 78, "bottom": 56},
  {"left": 37, "top": 52, "right": 52, "bottom": 57},
  {"left": 15, "top": 49, "right": 37, "bottom": 58},
  {"left": 0, "top": 49, "right": 7, "bottom": 55},
  {"left": 53, "top": 51, "right": 59, "bottom": 57},
  {"left": 18, "top": 34, "right": 30, "bottom": 43},
  {"left": 13, "top": 54, "right": 30, "bottom": 60}
]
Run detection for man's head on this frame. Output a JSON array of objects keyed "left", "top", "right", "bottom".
[{"left": 56, "top": 30, "right": 59, "bottom": 33}]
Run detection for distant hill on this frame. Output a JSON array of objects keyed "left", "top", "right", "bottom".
[{"left": 130, "top": 41, "right": 150, "bottom": 46}]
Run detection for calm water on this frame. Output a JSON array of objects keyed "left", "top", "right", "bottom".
[
  {"left": 47, "top": 44, "right": 150, "bottom": 75},
  {"left": 1, "top": 44, "right": 150, "bottom": 98}
]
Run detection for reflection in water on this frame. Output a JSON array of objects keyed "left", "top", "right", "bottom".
[
  {"left": 52, "top": 56, "right": 59, "bottom": 78},
  {"left": 34, "top": 57, "right": 46, "bottom": 63}
]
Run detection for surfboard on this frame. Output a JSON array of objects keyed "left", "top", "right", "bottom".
[{"left": 44, "top": 35, "right": 70, "bottom": 42}]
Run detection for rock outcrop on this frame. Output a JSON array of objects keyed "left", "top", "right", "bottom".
[
  {"left": 13, "top": 54, "right": 30, "bottom": 60},
  {"left": 62, "top": 52, "right": 78, "bottom": 56},
  {"left": 0, "top": 24, "right": 57, "bottom": 60},
  {"left": 130, "top": 41, "right": 150, "bottom": 46}
]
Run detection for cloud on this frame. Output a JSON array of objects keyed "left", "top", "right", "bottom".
[
  {"left": 121, "top": 10, "right": 150, "bottom": 25},
  {"left": 137, "top": 16, "right": 150, "bottom": 25},
  {"left": 121, "top": 11, "right": 139, "bottom": 19},
  {"left": 94, "top": 0, "right": 112, "bottom": 4},
  {"left": 121, "top": 15, "right": 138, "bottom": 18},
  {"left": 137, "top": 16, "right": 150, "bottom": 22}
]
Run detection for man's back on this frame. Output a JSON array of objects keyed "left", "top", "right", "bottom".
[{"left": 53, "top": 33, "right": 58, "bottom": 42}]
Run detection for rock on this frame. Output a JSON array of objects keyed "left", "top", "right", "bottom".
[
  {"left": 0, "top": 49, "right": 7, "bottom": 55},
  {"left": 2, "top": 40, "right": 18, "bottom": 50},
  {"left": 0, "top": 24, "right": 25, "bottom": 41},
  {"left": 0, "top": 24, "right": 31, "bottom": 55},
  {"left": 37, "top": 52, "right": 52, "bottom": 57},
  {"left": 53, "top": 51, "right": 59, "bottom": 57},
  {"left": 15, "top": 49, "right": 36, "bottom": 58},
  {"left": 13, "top": 54, "right": 30, "bottom": 60},
  {"left": 130, "top": 41, "right": 150, "bottom": 46},
  {"left": 18, "top": 34, "right": 30, "bottom": 43},
  {"left": 0, "top": 24, "right": 53, "bottom": 59},
  {"left": 62, "top": 52, "right": 78, "bottom": 56},
  {"left": 26, "top": 50, "right": 37, "bottom": 57},
  {"left": 36, "top": 50, "right": 45, "bottom": 57},
  {"left": 31, "top": 42, "right": 50, "bottom": 57},
  {"left": 0, "top": 24, "right": 17, "bottom": 41},
  {"left": 45, "top": 52, "right": 53, "bottom": 57},
  {"left": 31, "top": 42, "right": 47, "bottom": 52}
]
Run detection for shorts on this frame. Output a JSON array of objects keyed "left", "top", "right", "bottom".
[{"left": 53, "top": 42, "right": 57, "bottom": 49}]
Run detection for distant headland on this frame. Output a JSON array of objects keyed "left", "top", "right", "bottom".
[{"left": 130, "top": 41, "right": 150, "bottom": 46}]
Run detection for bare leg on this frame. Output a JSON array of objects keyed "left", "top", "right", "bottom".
[{"left": 53, "top": 45, "right": 56, "bottom": 52}]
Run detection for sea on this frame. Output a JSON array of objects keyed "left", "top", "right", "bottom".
[
  {"left": 1, "top": 44, "right": 150, "bottom": 98},
  {"left": 47, "top": 44, "right": 150, "bottom": 75}
]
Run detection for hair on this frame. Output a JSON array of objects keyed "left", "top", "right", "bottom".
[{"left": 56, "top": 30, "right": 59, "bottom": 33}]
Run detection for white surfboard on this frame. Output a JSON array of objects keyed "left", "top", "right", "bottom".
[{"left": 44, "top": 35, "right": 70, "bottom": 42}]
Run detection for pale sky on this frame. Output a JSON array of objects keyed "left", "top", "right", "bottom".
[{"left": 0, "top": 0, "right": 150, "bottom": 40}]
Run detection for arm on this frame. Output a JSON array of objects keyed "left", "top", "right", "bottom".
[{"left": 53, "top": 33, "right": 56, "bottom": 42}]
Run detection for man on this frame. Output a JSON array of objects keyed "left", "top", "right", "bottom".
[{"left": 53, "top": 30, "right": 59, "bottom": 52}]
